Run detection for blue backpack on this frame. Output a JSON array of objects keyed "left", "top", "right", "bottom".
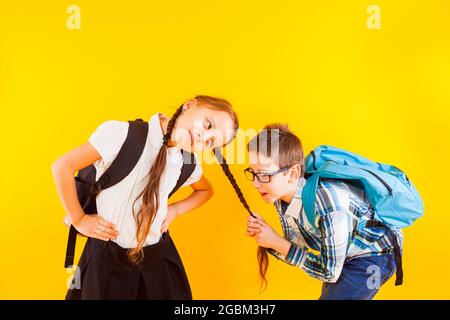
[
  {"left": 301, "top": 145, "right": 424, "bottom": 286},
  {"left": 302, "top": 145, "right": 424, "bottom": 229}
]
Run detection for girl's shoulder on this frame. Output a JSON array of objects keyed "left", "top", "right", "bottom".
[
  {"left": 94, "top": 120, "right": 130, "bottom": 133},
  {"left": 88, "top": 120, "right": 130, "bottom": 163}
]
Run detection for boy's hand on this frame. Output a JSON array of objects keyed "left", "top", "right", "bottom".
[
  {"left": 161, "top": 204, "right": 178, "bottom": 233},
  {"left": 246, "top": 212, "right": 292, "bottom": 255},
  {"left": 246, "top": 212, "right": 263, "bottom": 236},
  {"left": 246, "top": 212, "right": 279, "bottom": 248},
  {"left": 253, "top": 218, "right": 283, "bottom": 249},
  {"left": 74, "top": 214, "right": 119, "bottom": 241}
]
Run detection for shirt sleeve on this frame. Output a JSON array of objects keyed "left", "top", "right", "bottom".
[
  {"left": 268, "top": 210, "right": 351, "bottom": 283},
  {"left": 88, "top": 120, "right": 129, "bottom": 165},
  {"left": 180, "top": 161, "right": 203, "bottom": 187}
]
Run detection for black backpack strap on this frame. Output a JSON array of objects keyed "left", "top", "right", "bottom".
[
  {"left": 365, "top": 219, "right": 403, "bottom": 286},
  {"left": 169, "top": 150, "right": 196, "bottom": 198},
  {"left": 65, "top": 225, "right": 79, "bottom": 268},
  {"left": 64, "top": 119, "right": 149, "bottom": 268},
  {"left": 391, "top": 233, "right": 404, "bottom": 286},
  {"left": 91, "top": 119, "right": 149, "bottom": 194}
]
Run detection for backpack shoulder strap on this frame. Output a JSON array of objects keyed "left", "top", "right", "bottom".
[
  {"left": 64, "top": 119, "right": 148, "bottom": 269},
  {"left": 91, "top": 119, "right": 149, "bottom": 193},
  {"left": 301, "top": 173, "right": 320, "bottom": 229},
  {"left": 169, "top": 150, "right": 196, "bottom": 198}
]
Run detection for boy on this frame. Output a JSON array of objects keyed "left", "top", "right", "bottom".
[{"left": 245, "top": 123, "right": 402, "bottom": 300}]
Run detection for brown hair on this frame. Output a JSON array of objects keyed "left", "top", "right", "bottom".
[
  {"left": 247, "top": 123, "right": 305, "bottom": 289},
  {"left": 213, "top": 148, "right": 268, "bottom": 291},
  {"left": 248, "top": 123, "right": 305, "bottom": 174},
  {"left": 128, "top": 95, "right": 238, "bottom": 265}
]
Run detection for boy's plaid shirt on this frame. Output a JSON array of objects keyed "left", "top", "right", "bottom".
[{"left": 268, "top": 177, "right": 403, "bottom": 283}]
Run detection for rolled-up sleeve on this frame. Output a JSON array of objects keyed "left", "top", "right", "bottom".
[{"left": 268, "top": 210, "right": 351, "bottom": 283}]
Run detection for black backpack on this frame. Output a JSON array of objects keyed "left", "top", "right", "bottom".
[{"left": 64, "top": 119, "right": 196, "bottom": 268}]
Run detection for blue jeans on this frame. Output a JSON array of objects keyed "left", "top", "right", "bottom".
[{"left": 319, "top": 253, "right": 397, "bottom": 300}]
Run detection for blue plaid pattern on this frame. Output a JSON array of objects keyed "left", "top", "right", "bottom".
[{"left": 268, "top": 177, "right": 403, "bottom": 283}]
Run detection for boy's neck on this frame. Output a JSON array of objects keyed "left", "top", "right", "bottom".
[{"left": 279, "top": 178, "right": 300, "bottom": 204}]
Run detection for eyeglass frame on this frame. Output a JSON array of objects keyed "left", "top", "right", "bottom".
[{"left": 243, "top": 166, "right": 291, "bottom": 183}]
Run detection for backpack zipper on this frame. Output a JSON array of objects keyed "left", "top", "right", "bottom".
[
  {"left": 312, "top": 153, "right": 393, "bottom": 197},
  {"left": 311, "top": 151, "right": 318, "bottom": 170},
  {"left": 362, "top": 169, "right": 393, "bottom": 196}
]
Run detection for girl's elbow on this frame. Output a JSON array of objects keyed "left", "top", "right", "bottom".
[
  {"left": 51, "top": 158, "right": 62, "bottom": 174},
  {"left": 51, "top": 157, "right": 70, "bottom": 177},
  {"left": 207, "top": 185, "right": 215, "bottom": 199}
]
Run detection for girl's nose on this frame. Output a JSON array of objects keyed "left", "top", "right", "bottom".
[
  {"left": 201, "top": 130, "right": 213, "bottom": 142},
  {"left": 200, "top": 131, "right": 214, "bottom": 148},
  {"left": 193, "top": 130, "right": 204, "bottom": 144}
]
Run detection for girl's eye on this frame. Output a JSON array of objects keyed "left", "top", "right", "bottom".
[{"left": 205, "top": 120, "right": 212, "bottom": 130}]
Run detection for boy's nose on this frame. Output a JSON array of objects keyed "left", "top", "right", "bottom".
[{"left": 253, "top": 178, "right": 262, "bottom": 189}]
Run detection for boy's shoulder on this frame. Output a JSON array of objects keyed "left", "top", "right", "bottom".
[{"left": 314, "top": 178, "right": 360, "bottom": 215}]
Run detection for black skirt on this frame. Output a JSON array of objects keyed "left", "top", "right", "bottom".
[{"left": 65, "top": 232, "right": 192, "bottom": 300}]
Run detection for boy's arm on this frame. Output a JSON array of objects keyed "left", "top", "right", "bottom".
[{"left": 268, "top": 210, "right": 350, "bottom": 283}]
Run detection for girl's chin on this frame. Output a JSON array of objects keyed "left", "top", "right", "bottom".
[
  {"left": 177, "top": 144, "right": 202, "bottom": 154},
  {"left": 178, "top": 144, "right": 195, "bottom": 152}
]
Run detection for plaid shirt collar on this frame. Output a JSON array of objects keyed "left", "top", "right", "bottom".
[{"left": 274, "top": 177, "right": 306, "bottom": 220}]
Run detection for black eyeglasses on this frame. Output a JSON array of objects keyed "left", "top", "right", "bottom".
[{"left": 243, "top": 166, "right": 291, "bottom": 183}]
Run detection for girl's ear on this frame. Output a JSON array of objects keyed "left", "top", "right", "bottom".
[
  {"left": 183, "top": 99, "right": 197, "bottom": 111},
  {"left": 288, "top": 164, "right": 301, "bottom": 183}
]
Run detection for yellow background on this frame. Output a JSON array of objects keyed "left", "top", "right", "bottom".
[{"left": 1, "top": 0, "right": 449, "bottom": 299}]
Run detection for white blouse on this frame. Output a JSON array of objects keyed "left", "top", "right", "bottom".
[{"left": 75, "top": 113, "right": 202, "bottom": 248}]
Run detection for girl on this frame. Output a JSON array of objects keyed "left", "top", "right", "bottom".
[{"left": 52, "top": 95, "right": 239, "bottom": 300}]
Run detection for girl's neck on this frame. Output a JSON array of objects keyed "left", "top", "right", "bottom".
[{"left": 158, "top": 113, "right": 176, "bottom": 147}]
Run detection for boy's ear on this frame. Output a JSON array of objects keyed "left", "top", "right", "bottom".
[{"left": 288, "top": 164, "right": 301, "bottom": 183}]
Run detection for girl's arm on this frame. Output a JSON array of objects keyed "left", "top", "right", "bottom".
[
  {"left": 170, "top": 175, "right": 214, "bottom": 216},
  {"left": 160, "top": 175, "right": 214, "bottom": 233},
  {"left": 51, "top": 142, "right": 119, "bottom": 241}
]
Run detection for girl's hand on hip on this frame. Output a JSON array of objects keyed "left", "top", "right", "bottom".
[
  {"left": 74, "top": 214, "right": 119, "bottom": 241},
  {"left": 160, "top": 204, "right": 178, "bottom": 234}
]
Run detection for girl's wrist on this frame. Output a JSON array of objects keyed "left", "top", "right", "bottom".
[
  {"left": 70, "top": 207, "right": 87, "bottom": 227},
  {"left": 72, "top": 213, "right": 85, "bottom": 228},
  {"left": 170, "top": 203, "right": 182, "bottom": 217}
]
